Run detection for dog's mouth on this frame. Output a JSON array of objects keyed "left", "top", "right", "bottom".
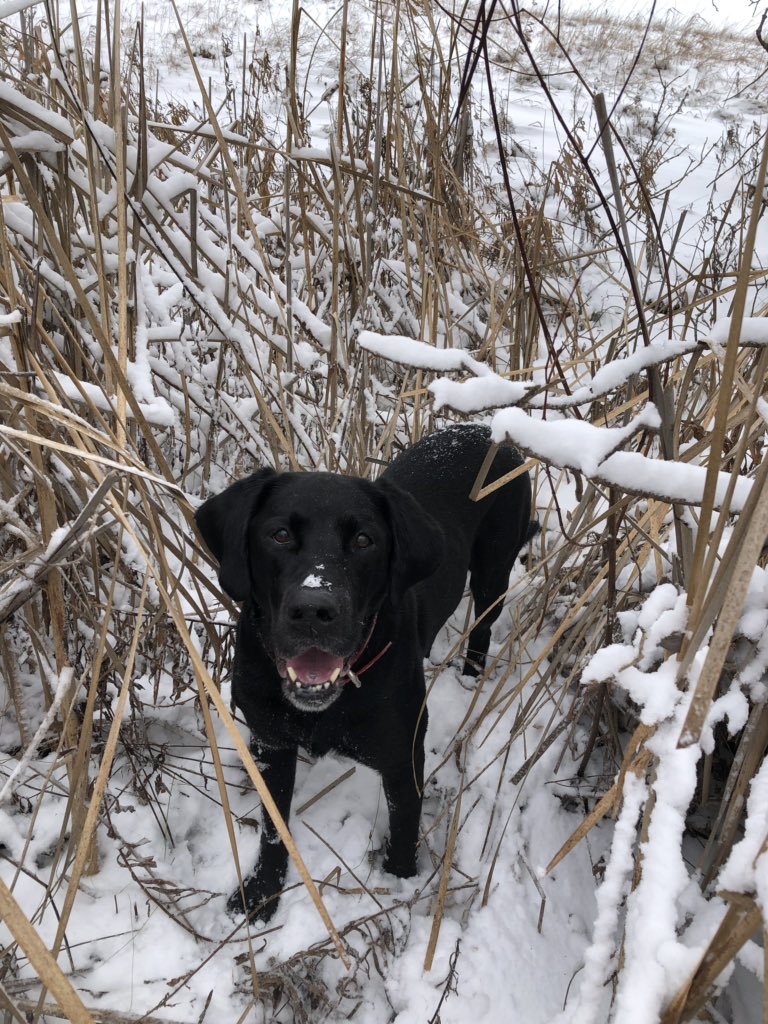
[
  {"left": 279, "top": 649, "right": 348, "bottom": 689},
  {"left": 275, "top": 648, "right": 357, "bottom": 709}
]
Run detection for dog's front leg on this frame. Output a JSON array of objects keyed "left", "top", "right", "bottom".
[
  {"left": 228, "top": 742, "right": 297, "bottom": 922},
  {"left": 380, "top": 756, "right": 424, "bottom": 880}
]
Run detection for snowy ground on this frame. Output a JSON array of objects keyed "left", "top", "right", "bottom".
[{"left": 1, "top": 0, "right": 767, "bottom": 1021}]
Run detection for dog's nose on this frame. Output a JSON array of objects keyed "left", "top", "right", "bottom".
[{"left": 287, "top": 589, "right": 339, "bottom": 625}]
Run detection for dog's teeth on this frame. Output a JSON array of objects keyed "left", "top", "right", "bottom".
[
  {"left": 286, "top": 666, "right": 298, "bottom": 683},
  {"left": 329, "top": 668, "right": 341, "bottom": 683}
]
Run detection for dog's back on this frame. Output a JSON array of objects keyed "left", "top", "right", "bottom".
[{"left": 383, "top": 424, "right": 534, "bottom": 669}]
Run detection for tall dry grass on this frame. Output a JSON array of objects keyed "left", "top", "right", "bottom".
[{"left": 0, "top": 0, "right": 767, "bottom": 1020}]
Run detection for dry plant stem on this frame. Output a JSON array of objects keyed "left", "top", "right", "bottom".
[
  {"left": 32, "top": 578, "right": 150, "bottom": 1020},
  {"left": 295, "top": 766, "right": 357, "bottom": 815},
  {"left": 1, "top": 4, "right": 766, "bottom": 1017},
  {"left": 0, "top": 423, "right": 185, "bottom": 493},
  {"left": 683, "top": 345, "right": 768, "bottom": 620},
  {"left": 167, "top": 0, "right": 293, "bottom": 360},
  {"left": 546, "top": 735, "right": 654, "bottom": 875},
  {"left": 423, "top": 756, "right": 464, "bottom": 972},
  {"left": 699, "top": 702, "right": 768, "bottom": 886},
  {"left": 0, "top": 667, "right": 75, "bottom": 805},
  {"left": 9, "top": 999, "right": 186, "bottom": 1024},
  {"left": 661, "top": 894, "right": 762, "bottom": 1024},
  {"left": 683, "top": 127, "right": 768, "bottom": 624},
  {"left": 284, "top": 0, "right": 299, "bottom": 376},
  {"left": 0, "top": 473, "right": 117, "bottom": 624},
  {"left": 0, "top": 880, "right": 94, "bottom": 1024},
  {"left": 677, "top": 452, "right": 768, "bottom": 747},
  {"left": 64, "top": 530, "right": 127, "bottom": 882},
  {"left": 0, "top": 625, "right": 31, "bottom": 747},
  {"left": 192, "top": 672, "right": 261, "bottom": 995},
  {"left": 0, "top": 983, "right": 27, "bottom": 1024},
  {"left": 175, "top": 599, "right": 350, "bottom": 967},
  {"left": 301, "top": 820, "right": 384, "bottom": 909},
  {"left": 112, "top": 0, "right": 128, "bottom": 447},
  {"left": 0, "top": 136, "right": 174, "bottom": 482}
]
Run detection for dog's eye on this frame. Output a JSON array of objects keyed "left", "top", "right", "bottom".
[
  {"left": 272, "top": 528, "right": 291, "bottom": 545},
  {"left": 353, "top": 532, "right": 373, "bottom": 549}
]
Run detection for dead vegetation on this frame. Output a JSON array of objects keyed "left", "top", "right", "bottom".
[{"left": 0, "top": 0, "right": 767, "bottom": 1021}]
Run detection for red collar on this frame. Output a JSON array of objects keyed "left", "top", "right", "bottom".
[{"left": 344, "top": 615, "right": 392, "bottom": 688}]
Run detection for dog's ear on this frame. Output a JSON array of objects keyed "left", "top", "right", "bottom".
[
  {"left": 195, "top": 468, "right": 277, "bottom": 601},
  {"left": 374, "top": 478, "right": 444, "bottom": 598}
]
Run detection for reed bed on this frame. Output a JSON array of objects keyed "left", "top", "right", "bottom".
[{"left": 0, "top": 1, "right": 767, "bottom": 1020}]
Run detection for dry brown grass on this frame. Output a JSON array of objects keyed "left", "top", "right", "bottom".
[{"left": 0, "top": 0, "right": 767, "bottom": 1020}]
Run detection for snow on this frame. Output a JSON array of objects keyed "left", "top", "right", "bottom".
[
  {"left": 491, "top": 405, "right": 661, "bottom": 477},
  {"left": 430, "top": 375, "right": 531, "bottom": 412},
  {"left": 1, "top": 0, "right": 767, "bottom": 1020},
  {"left": 358, "top": 329, "right": 494, "bottom": 376},
  {"left": 614, "top": 729, "right": 712, "bottom": 1021},
  {"left": 719, "top": 755, "right": 768, "bottom": 895},
  {"left": 704, "top": 683, "right": 750, "bottom": 741},
  {"left": 0, "top": 668, "right": 73, "bottom": 805},
  {"left": 301, "top": 572, "right": 330, "bottom": 589},
  {"left": 0, "top": 80, "right": 73, "bottom": 143},
  {"left": 569, "top": 772, "right": 648, "bottom": 1024},
  {"left": 552, "top": 340, "right": 697, "bottom": 408},
  {"left": 0, "top": 0, "right": 42, "bottom": 15},
  {"left": 711, "top": 316, "right": 768, "bottom": 346},
  {"left": 574, "top": 586, "right": 737, "bottom": 1019},
  {"left": 52, "top": 370, "right": 176, "bottom": 427},
  {"left": 598, "top": 450, "right": 753, "bottom": 511}
]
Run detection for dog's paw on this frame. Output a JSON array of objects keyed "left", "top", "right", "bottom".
[
  {"left": 226, "top": 875, "right": 281, "bottom": 923},
  {"left": 382, "top": 849, "right": 418, "bottom": 879},
  {"left": 462, "top": 654, "right": 487, "bottom": 677}
]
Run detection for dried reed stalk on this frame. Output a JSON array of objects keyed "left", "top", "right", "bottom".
[{"left": 0, "top": 1, "right": 766, "bottom": 1020}]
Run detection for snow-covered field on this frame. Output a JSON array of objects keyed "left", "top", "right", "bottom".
[{"left": 1, "top": 0, "right": 767, "bottom": 1021}]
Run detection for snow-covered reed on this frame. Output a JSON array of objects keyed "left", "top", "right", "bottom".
[{"left": 0, "top": 1, "right": 766, "bottom": 1020}]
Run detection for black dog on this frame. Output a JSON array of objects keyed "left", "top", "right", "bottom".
[{"left": 196, "top": 424, "right": 535, "bottom": 921}]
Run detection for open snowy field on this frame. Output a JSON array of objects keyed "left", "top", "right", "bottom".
[{"left": 1, "top": 1, "right": 767, "bottom": 1021}]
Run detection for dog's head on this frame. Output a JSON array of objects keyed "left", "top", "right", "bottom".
[{"left": 195, "top": 468, "right": 443, "bottom": 711}]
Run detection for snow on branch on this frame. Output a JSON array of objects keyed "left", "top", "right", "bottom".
[
  {"left": 358, "top": 324, "right": 767, "bottom": 416},
  {"left": 358, "top": 329, "right": 495, "bottom": 375},
  {"left": 491, "top": 405, "right": 661, "bottom": 475},
  {"left": 711, "top": 315, "right": 768, "bottom": 346},
  {"left": 358, "top": 329, "right": 702, "bottom": 413},
  {"left": 359, "top": 328, "right": 757, "bottom": 510},
  {"left": 0, "top": 81, "right": 74, "bottom": 148},
  {"left": 491, "top": 407, "right": 753, "bottom": 510},
  {"left": 358, "top": 329, "right": 533, "bottom": 408},
  {"left": 432, "top": 339, "right": 701, "bottom": 413},
  {"left": 596, "top": 450, "right": 753, "bottom": 511},
  {"left": 545, "top": 339, "right": 696, "bottom": 410}
]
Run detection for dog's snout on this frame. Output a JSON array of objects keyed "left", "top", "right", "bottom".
[{"left": 287, "top": 588, "right": 339, "bottom": 626}]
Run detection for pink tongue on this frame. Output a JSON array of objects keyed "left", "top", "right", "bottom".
[{"left": 287, "top": 649, "right": 345, "bottom": 686}]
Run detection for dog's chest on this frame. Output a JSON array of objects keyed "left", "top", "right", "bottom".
[{"left": 295, "top": 707, "right": 367, "bottom": 763}]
